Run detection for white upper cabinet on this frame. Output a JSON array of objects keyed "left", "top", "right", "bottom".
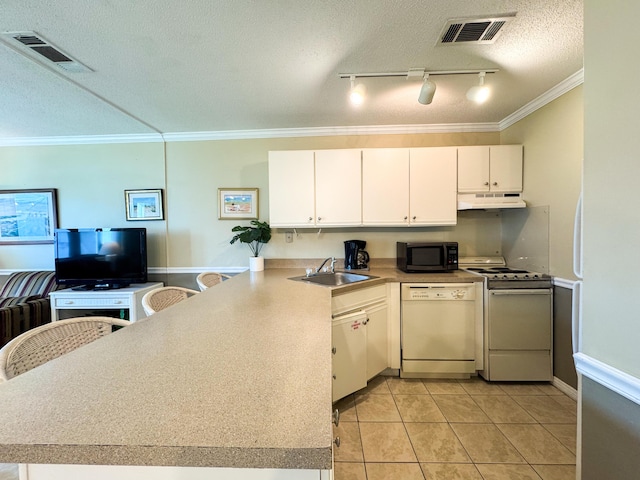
[
  {"left": 268, "top": 150, "right": 315, "bottom": 227},
  {"left": 362, "top": 148, "right": 410, "bottom": 226},
  {"left": 269, "top": 146, "right": 470, "bottom": 228},
  {"left": 315, "top": 149, "right": 362, "bottom": 226},
  {"left": 409, "top": 147, "right": 458, "bottom": 226},
  {"left": 458, "top": 145, "right": 523, "bottom": 193},
  {"left": 489, "top": 145, "right": 523, "bottom": 192}
]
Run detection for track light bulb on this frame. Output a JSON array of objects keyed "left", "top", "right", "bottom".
[
  {"left": 466, "top": 71, "right": 490, "bottom": 103},
  {"left": 349, "top": 76, "right": 366, "bottom": 105},
  {"left": 418, "top": 74, "right": 436, "bottom": 105}
]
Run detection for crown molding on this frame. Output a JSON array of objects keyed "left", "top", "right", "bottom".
[
  {"left": 0, "top": 133, "right": 163, "bottom": 147},
  {"left": 499, "top": 69, "right": 584, "bottom": 130},
  {"left": 161, "top": 122, "right": 500, "bottom": 142}
]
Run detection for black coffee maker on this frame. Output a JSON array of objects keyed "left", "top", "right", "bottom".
[{"left": 344, "top": 240, "right": 369, "bottom": 270}]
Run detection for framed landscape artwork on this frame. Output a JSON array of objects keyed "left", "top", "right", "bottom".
[
  {"left": 125, "top": 189, "right": 164, "bottom": 221},
  {"left": 218, "top": 188, "right": 258, "bottom": 220},
  {"left": 0, "top": 189, "right": 58, "bottom": 244}
]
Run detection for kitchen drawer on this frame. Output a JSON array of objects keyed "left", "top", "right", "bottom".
[
  {"left": 487, "top": 351, "right": 552, "bottom": 381},
  {"left": 332, "top": 284, "right": 387, "bottom": 316},
  {"left": 53, "top": 296, "right": 131, "bottom": 308}
]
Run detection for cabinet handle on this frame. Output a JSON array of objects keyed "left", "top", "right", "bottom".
[
  {"left": 64, "top": 301, "right": 74, "bottom": 305},
  {"left": 333, "top": 409, "right": 340, "bottom": 426},
  {"left": 331, "top": 347, "right": 337, "bottom": 355},
  {"left": 334, "top": 437, "right": 341, "bottom": 448}
]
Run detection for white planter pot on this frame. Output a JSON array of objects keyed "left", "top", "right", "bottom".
[{"left": 249, "top": 256, "right": 264, "bottom": 272}]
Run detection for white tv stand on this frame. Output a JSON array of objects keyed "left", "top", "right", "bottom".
[{"left": 50, "top": 282, "right": 163, "bottom": 323}]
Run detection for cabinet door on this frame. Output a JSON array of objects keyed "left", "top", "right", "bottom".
[
  {"left": 362, "top": 149, "right": 409, "bottom": 225},
  {"left": 268, "top": 151, "right": 315, "bottom": 227},
  {"left": 332, "top": 311, "right": 367, "bottom": 402},
  {"left": 409, "top": 147, "right": 457, "bottom": 226},
  {"left": 315, "top": 149, "right": 362, "bottom": 226},
  {"left": 365, "top": 302, "right": 389, "bottom": 380},
  {"left": 489, "top": 145, "right": 523, "bottom": 193},
  {"left": 457, "top": 146, "right": 490, "bottom": 192}
]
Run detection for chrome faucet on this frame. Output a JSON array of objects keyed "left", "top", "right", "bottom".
[{"left": 315, "top": 256, "right": 336, "bottom": 274}]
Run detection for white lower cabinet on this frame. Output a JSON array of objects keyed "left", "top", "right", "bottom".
[
  {"left": 365, "top": 302, "right": 388, "bottom": 380},
  {"left": 331, "top": 285, "right": 389, "bottom": 402},
  {"left": 331, "top": 311, "right": 367, "bottom": 403}
]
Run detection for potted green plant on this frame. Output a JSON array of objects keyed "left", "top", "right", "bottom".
[{"left": 230, "top": 220, "right": 271, "bottom": 271}]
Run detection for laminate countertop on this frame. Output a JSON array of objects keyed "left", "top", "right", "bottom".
[{"left": 0, "top": 267, "right": 481, "bottom": 470}]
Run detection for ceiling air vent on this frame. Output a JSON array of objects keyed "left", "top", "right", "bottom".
[
  {"left": 0, "top": 31, "right": 92, "bottom": 73},
  {"left": 438, "top": 14, "right": 515, "bottom": 45}
]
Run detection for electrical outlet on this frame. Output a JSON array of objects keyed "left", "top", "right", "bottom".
[{"left": 285, "top": 232, "right": 293, "bottom": 243}]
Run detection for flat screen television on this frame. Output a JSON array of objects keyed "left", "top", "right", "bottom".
[{"left": 54, "top": 228, "right": 147, "bottom": 290}]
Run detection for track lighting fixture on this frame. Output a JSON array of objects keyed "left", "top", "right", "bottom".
[
  {"left": 417, "top": 74, "right": 436, "bottom": 105},
  {"left": 349, "top": 75, "right": 366, "bottom": 105},
  {"left": 339, "top": 68, "right": 497, "bottom": 106},
  {"left": 466, "top": 71, "right": 490, "bottom": 103}
]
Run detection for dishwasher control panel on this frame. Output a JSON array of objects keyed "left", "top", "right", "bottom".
[{"left": 402, "top": 283, "right": 475, "bottom": 301}]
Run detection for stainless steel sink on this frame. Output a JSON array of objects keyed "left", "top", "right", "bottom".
[{"left": 289, "top": 272, "right": 377, "bottom": 286}]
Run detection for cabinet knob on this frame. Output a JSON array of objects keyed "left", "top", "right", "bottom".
[
  {"left": 404, "top": 216, "right": 408, "bottom": 220},
  {"left": 484, "top": 182, "right": 489, "bottom": 186},
  {"left": 492, "top": 182, "right": 498, "bottom": 186},
  {"left": 333, "top": 409, "right": 340, "bottom": 426},
  {"left": 332, "top": 374, "right": 337, "bottom": 380},
  {"left": 317, "top": 217, "right": 322, "bottom": 222},
  {"left": 308, "top": 217, "right": 313, "bottom": 222},
  {"left": 412, "top": 216, "right": 417, "bottom": 220},
  {"left": 331, "top": 347, "right": 337, "bottom": 355},
  {"left": 363, "top": 317, "right": 369, "bottom": 325},
  {"left": 334, "top": 436, "right": 341, "bottom": 448}
]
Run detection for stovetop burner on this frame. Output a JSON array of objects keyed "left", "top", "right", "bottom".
[
  {"left": 459, "top": 256, "right": 552, "bottom": 289},
  {"left": 467, "top": 267, "right": 537, "bottom": 275}
]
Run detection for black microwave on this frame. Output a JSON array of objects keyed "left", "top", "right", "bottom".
[{"left": 397, "top": 242, "right": 459, "bottom": 273}]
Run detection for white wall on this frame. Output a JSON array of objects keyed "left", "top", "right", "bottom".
[
  {"left": 583, "top": 0, "right": 640, "bottom": 376},
  {"left": 0, "top": 142, "right": 167, "bottom": 270},
  {"left": 501, "top": 86, "right": 584, "bottom": 280}
]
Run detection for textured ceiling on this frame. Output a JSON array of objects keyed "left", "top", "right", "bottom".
[{"left": 0, "top": 0, "right": 583, "bottom": 141}]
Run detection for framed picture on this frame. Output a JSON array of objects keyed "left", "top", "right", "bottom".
[
  {"left": 125, "top": 189, "right": 164, "bottom": 221},
  {"left": 0, "top": 189, "right": 58, "bottom": 244},
  {"left": 218, "top": 188, "right": 259, "bottom": 220}
]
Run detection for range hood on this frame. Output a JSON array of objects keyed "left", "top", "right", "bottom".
[{"left": 457, "top": 193, "right": 526, "bottom": 210}]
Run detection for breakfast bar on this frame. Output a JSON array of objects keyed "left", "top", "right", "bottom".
[{"left": 0, "top": 270, "right": 336, "bottom": 479}]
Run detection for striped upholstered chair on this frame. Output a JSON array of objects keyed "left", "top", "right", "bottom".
[{"left": 0, "top": 271, "right": 59, "bottom": 348}]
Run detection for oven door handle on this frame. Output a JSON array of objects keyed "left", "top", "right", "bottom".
[{"left": 489, "top": 289, "right": 551, "bottom": 295}]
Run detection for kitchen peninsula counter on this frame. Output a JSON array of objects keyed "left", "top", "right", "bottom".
[
  {"left": 0, "top": 266, "right": 482, "bottom": 475},
  {"left": 0, "top": 269, "right": 335, "bottom": 473}
]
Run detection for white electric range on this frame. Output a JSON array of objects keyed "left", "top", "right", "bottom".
[{"left": 460, "top": 257, "right": 554, "bottom": 381}]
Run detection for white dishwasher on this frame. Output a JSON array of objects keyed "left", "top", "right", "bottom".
[{"left": 401, "top": 283, "right": 479, "bottom": 378}]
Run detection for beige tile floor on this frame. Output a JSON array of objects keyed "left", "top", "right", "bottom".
[{"left": 333, "top": 375, "right": 577, "bottom": 480}]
